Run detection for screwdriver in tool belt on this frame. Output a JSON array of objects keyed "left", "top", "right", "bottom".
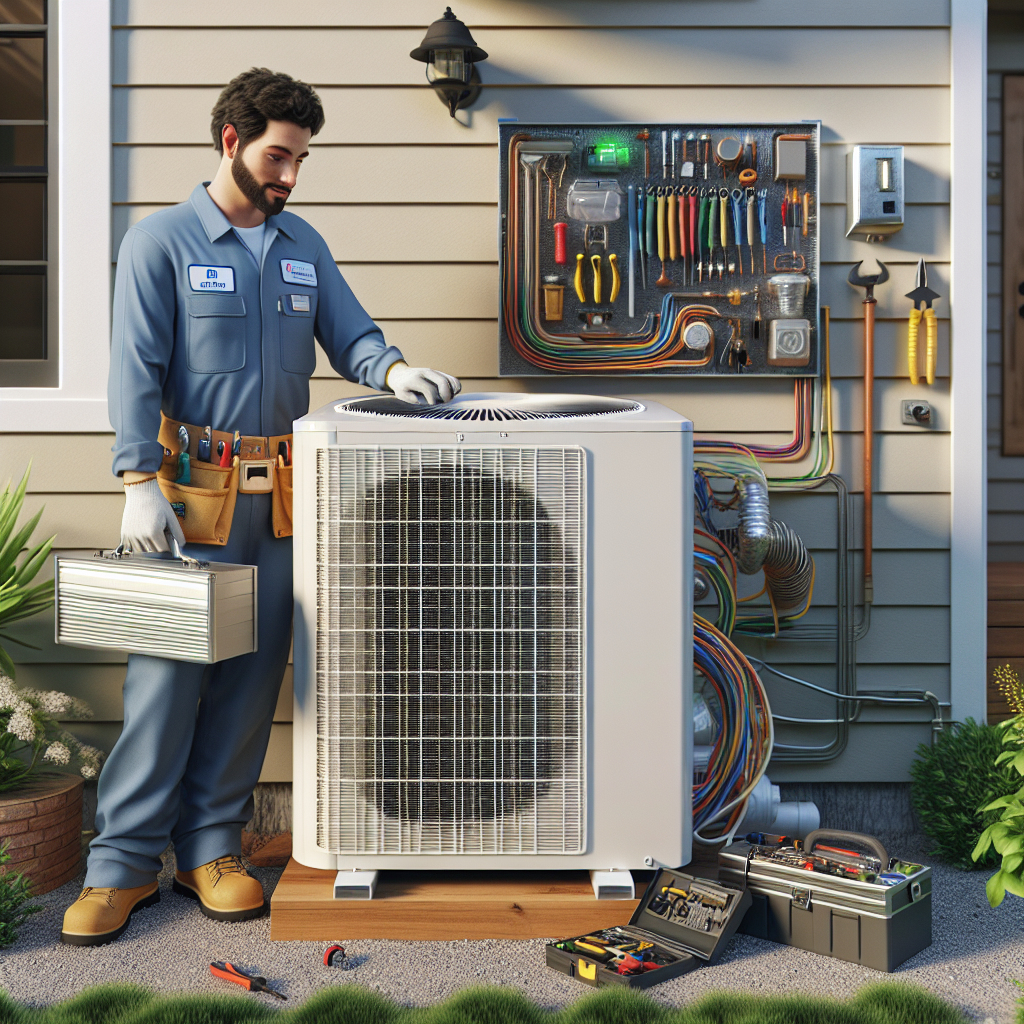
[{"left": 210, "top": 962, "right": 286, "bottom": 999}]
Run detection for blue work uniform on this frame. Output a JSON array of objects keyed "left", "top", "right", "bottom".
[{"left": 90, "top": 182, "right": 403, "bottom": 887}]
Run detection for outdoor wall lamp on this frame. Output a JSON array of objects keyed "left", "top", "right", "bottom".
[{"left": 410, "top": 7, "right": 488, "bottom": 118}]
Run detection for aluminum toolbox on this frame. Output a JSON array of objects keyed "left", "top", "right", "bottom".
[
  {"left": 546, "top": 868, "right": 751, "bottom": 989},
  {"left": 718, "top": 830, "right": 931, "bottom": 972},
  {"left": 54, "top": 549, "right": 257, "bottom": 664}
]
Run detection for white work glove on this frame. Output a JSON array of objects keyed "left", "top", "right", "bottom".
[
  {"left": 120, "top": 477, "right": 186, "bottom": 554},
  {"left": 385, "top": 362, "right": 461, "bottom": 406}
]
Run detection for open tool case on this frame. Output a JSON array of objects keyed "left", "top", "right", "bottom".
[
  {"left": 545, "top": 869, "right": 751, "bottom": 989},
  {"left": 499, "top": 121, "right": 820, "bottom": 377},
  {"left": 718, "top": 830, "right": 931, "bottom": 972}
]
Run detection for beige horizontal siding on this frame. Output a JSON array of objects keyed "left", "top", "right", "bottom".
[
  {"left": 112, "top": 0, "right": 952, "bottom": 29},
  {"left": 112, "top": 28, "right": 950, "bottom": 88},
  {"left": 113, "top": 87, "right": 953, "bottom": 147}
]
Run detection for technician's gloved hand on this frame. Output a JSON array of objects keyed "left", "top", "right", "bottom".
[
  {"left": 385, "top": 361, "right": 461, "bottom": 406},
  {"left": 120, "top": 477, "right": 186, "bottom": 553}
]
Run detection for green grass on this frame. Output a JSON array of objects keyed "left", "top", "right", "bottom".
[{"left": 0, "top": 982, "right": 974, "bottom": 1024}]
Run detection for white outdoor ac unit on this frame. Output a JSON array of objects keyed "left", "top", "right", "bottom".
[{"left": 291, "top": 393, "right": 693, "bottom": 880}]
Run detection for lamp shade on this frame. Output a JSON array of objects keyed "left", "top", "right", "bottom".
[{"left": 410, "top": 7, "right": 488, "bottom": 65}]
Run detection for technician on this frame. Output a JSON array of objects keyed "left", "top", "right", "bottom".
[{"left": 61, "top": 69, "right": 460, "bottom": 946}]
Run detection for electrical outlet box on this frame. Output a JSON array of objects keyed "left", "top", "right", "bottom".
[
  {"left": 901, "top": 400, "right": 932, "bottom": 426},
  {"left": 846, "top": 145, "right": 904, "bottom": 242}
]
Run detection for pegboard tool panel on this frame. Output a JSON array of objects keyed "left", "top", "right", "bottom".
[{"left": 498, "top": 122, "right": 821, "bottom": 378}]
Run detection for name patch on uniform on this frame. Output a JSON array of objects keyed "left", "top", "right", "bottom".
[
  {"left": 290, "top": 294, "right": 310, "bottom": 312},
  {"left": 188, "top": 265, "right": 236, "bottom": 292},
  {"left": 281, "top": 259, "right": 317, "bottom": 287}
]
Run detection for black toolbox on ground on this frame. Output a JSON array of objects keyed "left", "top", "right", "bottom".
[
  {"left": 718, "top": 829, "right": 931, "bottom": 972},
  {"left": 545, "top": 868, "right": 751, "bottom": 989}
]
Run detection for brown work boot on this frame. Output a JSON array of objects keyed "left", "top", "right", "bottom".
[
  {"left": 173, "top": 854, "right": 266, "bottom": 922},
  {"left": 60, "top": 882, "right": 160, "bottom": 946}
]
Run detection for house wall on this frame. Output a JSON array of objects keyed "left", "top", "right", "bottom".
[
  {"left": 2, "top": 0, "right": 958, "bottom": 786},
  {"left": 988, "top": 9, "right": 1024, "bottom": 562}
]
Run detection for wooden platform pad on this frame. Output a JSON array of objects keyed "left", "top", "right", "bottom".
[{"left": 270, "top": 861, "right": 641, "bottom": 940}]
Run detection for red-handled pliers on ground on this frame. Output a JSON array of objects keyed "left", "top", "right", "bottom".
[{"left": 210, "top": 961, "right": 286, "bottom": 999}]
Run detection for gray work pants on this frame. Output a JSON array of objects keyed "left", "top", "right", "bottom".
[{"left": 85, "top": 492, "right": 292, "bottom": 887}]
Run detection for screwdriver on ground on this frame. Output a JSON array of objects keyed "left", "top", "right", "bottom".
[{"left": 210, "top": 961, "right": 287, "bottom": 1000}]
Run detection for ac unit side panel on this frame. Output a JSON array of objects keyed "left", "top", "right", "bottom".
[{"left": 587, "top": 431, "right": 689, "bottom": 869}]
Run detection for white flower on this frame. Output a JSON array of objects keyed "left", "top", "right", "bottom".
[
  {"left": 42, "top": 742, "right": 71, "bottom": 765},
  {"left": 38, "top": 691, "right": 71, "bottom": 715},
  {"left": 6, "top": 708, "right": 36, "bottom": 742},
  {"left": 79, "top": 764, "right": 97, "bottom": 779}
]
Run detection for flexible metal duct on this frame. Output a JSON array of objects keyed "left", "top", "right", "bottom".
[
  {"left": 720, "top": 476, "right": 814, "bottom": 612},
  {"left": 733, "top": 475, "right": 771, "bottom": 575}
]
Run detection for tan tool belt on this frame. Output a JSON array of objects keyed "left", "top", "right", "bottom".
[{"left": 156, "top": 413, "right": 293, "bottom": 545}]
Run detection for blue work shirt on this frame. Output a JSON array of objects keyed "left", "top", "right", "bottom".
[{"left": 109, "top": 182, "right": 403, "bottom": 475}]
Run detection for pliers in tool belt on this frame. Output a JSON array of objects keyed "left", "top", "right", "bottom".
[{"left": 905, "top": 258, "right": 940, "bottom": 386}]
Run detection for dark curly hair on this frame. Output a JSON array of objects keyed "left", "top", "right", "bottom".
[{"left": 210, "top": 68, "right": 325, "bottom": 154}]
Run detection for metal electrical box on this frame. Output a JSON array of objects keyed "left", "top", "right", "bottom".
[{"left": 846, "top": 145, "right": 904, "bottom": 242}]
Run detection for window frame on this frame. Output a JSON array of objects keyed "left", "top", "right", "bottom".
[{"left": 0, "top": 0, "right": 109, "bottom": 430}]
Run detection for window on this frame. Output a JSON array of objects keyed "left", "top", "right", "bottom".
[{"left": 0, "top": 0, "right": 56, "bottom": 386}]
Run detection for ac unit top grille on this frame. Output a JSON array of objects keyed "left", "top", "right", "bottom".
[{"left": 336, "top": 394, "right": 644, "bottom": 422}]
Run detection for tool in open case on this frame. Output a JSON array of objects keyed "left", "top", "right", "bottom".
[
  {"left": 547, "top": 868, "right": 751, "bottom": 990},
  {"left": 719, "top": 829, "right": 931, "bottom": 972}
]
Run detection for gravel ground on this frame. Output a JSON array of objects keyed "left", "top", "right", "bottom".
[{"left": 0, "top": 830, "right": 1020, "bottom": 1024}]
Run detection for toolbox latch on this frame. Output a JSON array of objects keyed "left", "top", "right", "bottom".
[
  {"left": 909, "top": 881, "right": 922, "bottom": 902},
  {"left": 791, "top": 887, "right": 811, "bottom": 910},
  {"left": 578, "top": 960, "right": 597, "bottom": 981}
]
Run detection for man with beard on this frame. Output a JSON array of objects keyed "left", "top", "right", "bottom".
[{"left": 61, "top": 69, "right": 460, "bottom": 945}]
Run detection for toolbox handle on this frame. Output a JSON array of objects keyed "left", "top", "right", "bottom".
[
  {"left": 802, "top": 829, "right": 888, "bottom": 866},
  {"left": 105, "top": 536, "right": 208, "bottom": 570}
]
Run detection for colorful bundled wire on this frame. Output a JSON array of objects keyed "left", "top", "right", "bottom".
[
  {"left": 692, "top": 615, "right": 773, "bottom": 844},
  {"left": 693, "top": 307, "right": 835, "bottom": 490}
]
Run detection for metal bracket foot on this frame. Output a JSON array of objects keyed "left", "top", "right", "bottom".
[
  {"left": 333, "top": 869, "right": 378, "bottom": 900},
  {"left": 590, "top": 869, "right": 635, "bottom": 900}
]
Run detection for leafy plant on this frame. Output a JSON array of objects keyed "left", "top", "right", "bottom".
[
  {"left": 910, "top": 716, "right": 1019, "bottom": 869},
  {"left": 0, "top": 840, "right": 42, "bottom": 948},
  {"left": 973, "top": 665, "right": 1024, "bottom": 906},
  {"left": 0, "top": 674, "right": 104, "bottom": 792},
  {"left": 0, "top": 464, "right": 56, "bottom": 680}
]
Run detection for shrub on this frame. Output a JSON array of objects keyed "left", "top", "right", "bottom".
[
  {"left": 910, "top": 717, "right": 1020, "bottom": 869},
  {"left": 0, "top": 841, "right": 41, "bottom": 948}
]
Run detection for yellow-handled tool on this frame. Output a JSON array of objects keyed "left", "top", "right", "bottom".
[
  {"left": 574, "top": 254, "right": 586, "bottom": 303},
  {"left": 591, "top": 254, "right": 602, "bottom": 304},
  {"left": 609, "top": 254, "right": 621, "bottom": 303},
  {"left": 905, "top": 257, "right": 940, "bottom": 386}
]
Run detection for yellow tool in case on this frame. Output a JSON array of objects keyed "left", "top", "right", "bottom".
[
  {"left": 54, "top": 540, "right": 257, "bottom": 664},
  {"left": 546, "top": 868, "right": 751, "bottom": 990}
]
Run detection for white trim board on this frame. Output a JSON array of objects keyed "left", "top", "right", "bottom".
[
  {"left": 0, "top": 0, "right": 111, "bottom": 432},
  {"left": 950, "top": 0, "right": 988, "bottom": 724}
]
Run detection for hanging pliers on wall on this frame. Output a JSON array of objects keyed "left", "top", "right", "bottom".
[{"left": 905, "top": 258, "right": 940, "bottom": 386}]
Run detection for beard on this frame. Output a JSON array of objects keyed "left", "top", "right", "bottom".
[{"left": 231, "top": 149, "right": 290, "bottom": 217}]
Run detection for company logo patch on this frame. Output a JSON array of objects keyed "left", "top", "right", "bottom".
[
  {"left": 170, "top": 502, "right": 186, "bottom": 519},
  {"left": 188, "top": 265, "right": 236, "bottom": 292},
  {"left": 281, "top": 259, "right": 317, "bottom": 287}
]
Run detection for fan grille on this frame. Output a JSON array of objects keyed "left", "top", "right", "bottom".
[
  {"left": 315, "top": 446, "right": 586, "bottom": 855},
  {"left": 336, "top": 394, "right": 643, "bottom": 422}
]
